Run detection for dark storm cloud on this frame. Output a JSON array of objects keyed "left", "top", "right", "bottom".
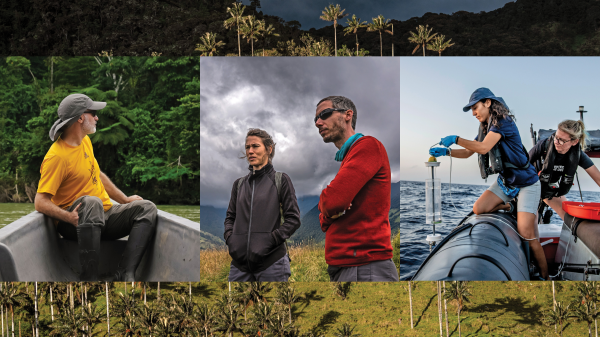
[
  {"left": 241, "top": 0, "right": 400, "bottom": 30},
  {"left": 200, "top": 57, "right": 399, "bottom": 208},
  {"left": 399, "top": 0, "right": 514, "bottom": 21}
]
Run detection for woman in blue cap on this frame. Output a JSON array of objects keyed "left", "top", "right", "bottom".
[{"left": 430, "top": 87, "right": 547, "bottom": 280}]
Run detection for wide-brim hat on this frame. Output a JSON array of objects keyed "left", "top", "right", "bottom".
[
  {"left": 49, "top": 94, "right": 106, "bottom": 141},
  {"left": 462, "top": 87, "right": 509, "bottom": 112}
]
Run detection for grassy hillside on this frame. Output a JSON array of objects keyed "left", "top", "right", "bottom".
[
  {"left": 200, "top": 230, "right": 226, "bottom": 250},
  {"left": 400, "top": 281, "right": 597, "bottom": 336},
  {"left": 198, "top": 282, "right": 405, "bottom": 336}
]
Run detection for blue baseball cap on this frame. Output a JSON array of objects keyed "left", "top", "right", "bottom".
[{"left": 463, "top": 87, "right": 509, "bottom": 112}]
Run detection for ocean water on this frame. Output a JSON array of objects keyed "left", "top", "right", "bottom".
[{"left": 400, "top": 180, "right": 600, "bottom": 280}]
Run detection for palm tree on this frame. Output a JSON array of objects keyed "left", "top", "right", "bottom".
[
  {"left": 334, "top": 323, "right": 361, "bottom": 337},
  {"left": 171, "top": 294, "right": 199, "bottom": 335},
  {"left": 105, "top": 282, "right": 111, "bottom": 337},
  {"left": 444, "top": 281, "right": 472, "bottom": 337},
  {"left": 343, "top": 15, "right": 367, "bottom": 56},
  {"left": 135, "top": 300, "right": 161, "bottom": 337},
  {"left": 577, "top": 282, "right": 599, "bottom": 337},
  {"left": 276, "top": 285, "right": 299, "bottom": 324},
  {"left": 240, "top": 15, "right": 264, "bottom": 56},
  {"left": 574, "top": 301, "right": 600, "bottom": 337},
  {"left": 408, "top": 24, "right": 438, "bottom": 56},
  {"left": 337, "top": 45, "right": 352, "bottom": 56},
  {"left": 0, "top": 283, "right": 26, "bottom": 337},
  {"left": 113, "top": 292, "right": 139, "bottom": 336},
  {"left": 251, "top": 301, "right": 275, "bottom": 333},
  {"left": 408, "top": 281, "right": 414, "bottom": 329},
  {"left": 261, "top": 22, "right": 279, "bottom": 56},
  {"left": 437, "top": 281, "right": 443, "bottom": 337},
  {"left": 443, "top": 281, "right": 449, "bottom": 337},
  {"left": 197, "top": 303, "right": 215, "bottom": 337},
  {"left": 223, "top": 2, "right": 246, "bottom": 56},
  {"left": 319, "top": 4, "right": 348, "bottom": 57},
  {"left": 232, "top": 283, "right": 252, "bottom": 321},
  {"left": 49, "top": 305, "right": 85, "bottom": 337},
  {"left": 367, "top": 15, "right": 393, "bottom": 57},
  {"left": 196, "top": 32, "right": 226, "bottom": 56},
  {"left": 543, "top": 302, "right": 573, "bottom": 337},
  {"left": 215, "top": 293, "right": 241, "bottom": 337},
  {"left": 248, "top": 282, "right": 272, "bottom": 306},
  {"left": 81, "top": 303, "right": 105, "bottom": 336},
  {"left": 426, "top": 34, "right": 455, "bottom": 56}
]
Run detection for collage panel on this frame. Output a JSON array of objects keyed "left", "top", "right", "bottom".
[
  {"left": 0, "top": 56, "right": 199, "bottom": 282},
  {"left": 401, "top": 57, "right": 600, "bottom": 282},
  {"left": 200, "top": 57, "right": 400, "bottom": 283}
]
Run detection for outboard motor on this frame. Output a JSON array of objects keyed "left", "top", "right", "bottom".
[{"left": 412, "top": 213, "right": 531, "bottom": 281}]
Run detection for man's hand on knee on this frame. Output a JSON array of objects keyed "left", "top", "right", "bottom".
[
  {"left": 125, "top": 195, "right": 143, "bottom": 203},
  {"left": 68, "top": 203, "right": 82, "bottom": 227}
]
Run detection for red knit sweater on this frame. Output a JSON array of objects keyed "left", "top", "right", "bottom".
[{"left": 319, "top": 136, "right": 393, "bottom": 267}]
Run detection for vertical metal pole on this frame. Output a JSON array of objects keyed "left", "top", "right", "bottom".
[{"left": 431, "top": 166, "right": 436, "bottom": 238}]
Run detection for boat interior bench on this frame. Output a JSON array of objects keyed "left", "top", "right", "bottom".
[{"left": 0, "top": 209, "right": 199, "bottom": 281}]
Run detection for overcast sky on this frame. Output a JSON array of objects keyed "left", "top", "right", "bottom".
[
  {"left": 201, "top": 57, "right": 400, "bottom": 208},
  {"left": 401, "top": 57, "right": 600, "bottom": 191},
  {"left": 399, "top": 0, "right": 514, "bottom": 21},
  {"left": 240, "top": 0, "right": 401, "bottom": 29}
]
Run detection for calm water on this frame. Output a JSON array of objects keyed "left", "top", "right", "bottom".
[
  {"left": 400, "top": 180, "right": 600, "bottom": 280},
  {"left": 0, "top": 203, "right": 199, "bottom": 228}
]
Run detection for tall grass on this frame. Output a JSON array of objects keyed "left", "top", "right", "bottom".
[
  {"left": 201, "top": 236, "right": 400, "bottom": 282},
  {"left": 200, "top": 240, "right": 329, "bottom": 282}
]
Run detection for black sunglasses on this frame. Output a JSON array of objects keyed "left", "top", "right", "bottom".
[
  {"left": 85, "top": 110, "right": 97, "bottom": 117},
  {"left": 314, "top": 108, "right": 346, "bottom": 123}
]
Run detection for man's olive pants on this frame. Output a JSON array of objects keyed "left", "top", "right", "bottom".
[{"left": 56, "top": 195, "right": 157, "bottom": 281}]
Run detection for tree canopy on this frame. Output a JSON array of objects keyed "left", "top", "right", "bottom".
[{"left": 0, "top": 56, "right": 199, "bottom": 205}]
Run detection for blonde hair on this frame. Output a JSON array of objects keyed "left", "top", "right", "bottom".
[{"left": 558, "top": 119, "right": 587, "bottom": 150}]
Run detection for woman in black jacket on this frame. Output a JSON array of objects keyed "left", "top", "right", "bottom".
[{"left": 224, "top": 128, "right": 301, "bottom": 282}]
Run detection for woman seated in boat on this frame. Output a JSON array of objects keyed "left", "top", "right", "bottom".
[
  {"left": 528, "top": 119, "right": 600, "bottom": 221},
  {"left": 223, "top": 128, "right": 301, "bottom": 282},
  {"left": 429, "top": 87, "right": 548, "bottom": 280}
]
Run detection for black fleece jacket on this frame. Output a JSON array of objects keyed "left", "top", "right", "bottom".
[{"left": 224, "top": 163, "right": 301, "bottom": 273}]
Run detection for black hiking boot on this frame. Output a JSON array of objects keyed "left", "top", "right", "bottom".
[
  {"left": 77, "top": 225, "right": 101, "bottom": 281},
  {"left": 113, "top": 221, "right": 156, "bottom": 281}
]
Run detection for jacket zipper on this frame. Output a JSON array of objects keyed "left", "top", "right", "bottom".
[{"left": 246, "top": 177, "right": 255, "bottom": 272}]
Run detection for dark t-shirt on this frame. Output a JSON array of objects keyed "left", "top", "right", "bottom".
[
  {"left": 476, "top": 116, "right": 539, "bottom": 187},
  {"left": 528, "top": 138, "right": 594, "bottom": 181}
]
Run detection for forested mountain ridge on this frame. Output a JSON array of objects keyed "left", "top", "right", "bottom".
[
  {"left": 200, "top": 182, "right": 400, "bottom": 248},
  {"left": 397, "top": 0, "right": 600, "bottom": 56},
  {"left": 0, "top": 0, "right": 201, "bottom": 56}
]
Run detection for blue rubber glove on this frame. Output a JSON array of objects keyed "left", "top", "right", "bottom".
[
  {"left": 440, "top": 135, "right": 458, "bottom": 147},
  {"left": 429, "top": 147, "right": 449, "bottom": 157}
]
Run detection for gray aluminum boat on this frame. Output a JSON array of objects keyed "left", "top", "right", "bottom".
[{"left": 0, "top": 209, "right": 200, "bottom": 281}]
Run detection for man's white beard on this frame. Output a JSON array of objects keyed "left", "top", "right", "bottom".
[{"left": 83, "top": 118, "right": 96, "bottom": 134}]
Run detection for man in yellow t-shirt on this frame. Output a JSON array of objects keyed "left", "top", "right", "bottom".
[{"left": 35, "top": 94, "right": 157, "bottom": 281}]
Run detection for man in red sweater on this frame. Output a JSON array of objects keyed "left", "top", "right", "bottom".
[{"left": 315, "top": 96, "right": 398, "bottom": 282}]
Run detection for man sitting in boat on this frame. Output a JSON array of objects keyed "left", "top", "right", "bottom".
[
  {"left": 429, "top": 88, "right": 548, "bottom": 280},
  {"left": 315, "top": 96, "right": 398, "bottom": 282},
  {"left": 34, "top": 94, "right": 157, "bottom": 281},
  {"left": 529, "top": 120, "right": 600, "bottom": 221}
]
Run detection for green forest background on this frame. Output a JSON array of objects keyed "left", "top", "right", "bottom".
[{"left": 0, "top": 56, "right": 199, "bottom": 205}]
